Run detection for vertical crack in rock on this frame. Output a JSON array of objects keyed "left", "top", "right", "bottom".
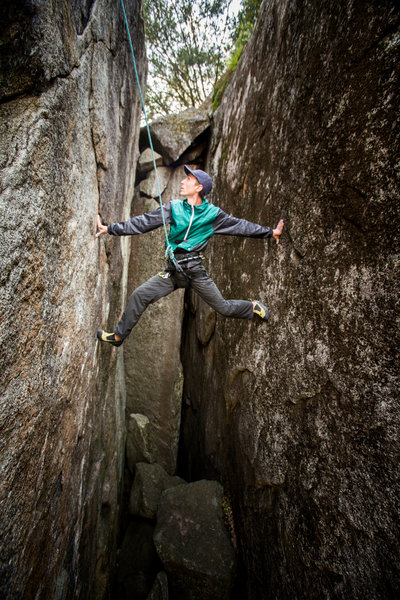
[{"left": 89, "top": 40, "right": 102, "bottom": 209}]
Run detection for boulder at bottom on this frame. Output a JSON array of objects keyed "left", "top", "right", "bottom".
[{"left": 153, "top": 480, "right": 235, "bottom": 600}]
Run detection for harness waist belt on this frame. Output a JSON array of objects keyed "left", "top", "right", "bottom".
[{"left": 174, "top": 253, "right": 202, "bottom": 264}]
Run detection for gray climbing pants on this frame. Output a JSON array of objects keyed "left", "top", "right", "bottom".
[{"left": 114, "top": 261, "right": 254, "bottom": 339}]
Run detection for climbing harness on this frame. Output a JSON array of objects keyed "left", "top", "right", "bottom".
[
  {"left": 174, "top": 253, "right": 202, "bottom": 265},
  {"left": 119, "top": 0, "right": 185, "bottom": 275}
]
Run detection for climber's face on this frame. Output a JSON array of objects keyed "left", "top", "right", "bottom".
[{"left": 180, "top": 173, "right": 203, "bottom": 198}]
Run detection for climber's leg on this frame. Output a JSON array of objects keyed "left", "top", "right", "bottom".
[
  {"left": 188, "top": 264, "right": 254, "bottom": 319},
  {"left": 114, "top": 271, "right": 175, "bottom": 339}
]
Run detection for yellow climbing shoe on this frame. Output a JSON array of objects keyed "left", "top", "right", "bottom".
[
  {"left": 97, "top": 329, "right": 123, "bottom": 347},
  {"left": 252, "top": 301, "right": 269, "bottom": 321}
]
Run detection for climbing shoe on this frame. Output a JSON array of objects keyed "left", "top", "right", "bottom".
[
  {"left": 252, "top": 301, "right": 269, "bottom": 321},
  {"left": 97, "top": 330, "right": 123, "bottom": 347}
]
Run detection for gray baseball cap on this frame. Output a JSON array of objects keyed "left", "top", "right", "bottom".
[{"left": 184, "top": 165, "right": 213, "bottom": 195}]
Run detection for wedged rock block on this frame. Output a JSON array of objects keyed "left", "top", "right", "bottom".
[
  {"left": 140, "top": 100, "right": 211, "bottom": 164},
  {"left": 138, "top": 148, "right": 163, "bottom": 175},
  {"left": 129, "top": 462, "right": 186, "bottom": 519},
  {"left": 140, "top": 166, "right": 171, "bottom": 197},
  {"left": 126, "top": 414, "right": 154, "bottom": 473},
  {"left": 153, "top": 480, "right": 236, "bottom": 600}
]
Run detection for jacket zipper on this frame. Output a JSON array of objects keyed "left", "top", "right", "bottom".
[{"left": 183, "top": 205, "right": 195, "bottom": 241}]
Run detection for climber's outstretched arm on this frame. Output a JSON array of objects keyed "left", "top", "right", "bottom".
[
  {"left": 96, "top": 202, "right": 173, "bottom": 237},
  {"left": 213, "top": 209, "right": 284, "bottom": 244}
]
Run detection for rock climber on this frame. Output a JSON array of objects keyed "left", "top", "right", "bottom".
[{"left": 96, "top": 165, "right": 284, "bottom": 346}]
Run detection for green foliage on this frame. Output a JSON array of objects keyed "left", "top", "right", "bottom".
[
  {"left": 232, "top": 0, "right": 262, "bottom": 47},
  {"left": 143, "top": 0, "right": 237, "bottom": 119},
  {"left": 211, "top": 0, "right": 262, "bottom": 111},
  {"left": 211, "top": 69, "right": 234, "bottom": 112}
]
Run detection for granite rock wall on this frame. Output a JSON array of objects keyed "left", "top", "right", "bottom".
[
  {"left": 0, "top": 1, "right": 145, "bottom": 598},
  {"left": 180, "top": 1, "right": 400, "bottom": 598}
]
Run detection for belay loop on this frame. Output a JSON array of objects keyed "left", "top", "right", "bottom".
[{"left": 119, "top": 0, "right": 185, "bottom": 275}]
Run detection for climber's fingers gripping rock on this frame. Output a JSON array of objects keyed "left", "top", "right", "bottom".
[
  {"left": 96, "top": 214, "right": 108, "bottom": 237},
  {"left": 272, "top": 219, "right": 284, "bottom": 244}
]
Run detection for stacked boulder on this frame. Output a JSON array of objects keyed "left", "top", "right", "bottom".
[
  {"left": 116, "top": 463, "right": 236, "bottom": 600},
  {"left": 154, "top": 480, "right": 236, "bottom": 600}
]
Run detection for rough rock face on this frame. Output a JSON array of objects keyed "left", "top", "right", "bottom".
[
  {"left": 153, "top": 480, "right": 236, "bottom": 600},
  {"left": 0, "top": 1, "right": 145, "bottom": 598},
  {"left": 180, "top": 1, "right": 400, "bottom": 598}
]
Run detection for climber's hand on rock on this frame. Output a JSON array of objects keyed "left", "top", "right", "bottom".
[
  {"left": 96, "top": 214, "right": 108, "bottom": 237},
  {"left": 272, "top": 219, "right": 284, "bottom": 244}
]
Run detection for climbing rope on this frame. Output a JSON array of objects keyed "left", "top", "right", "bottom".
[{"left": 119, "top": 0, "right": 179, "bottom": 268}]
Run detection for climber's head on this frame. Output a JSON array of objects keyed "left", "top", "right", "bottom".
[{"left": 182, "top": 165, "right": 212, "bottom": 199}]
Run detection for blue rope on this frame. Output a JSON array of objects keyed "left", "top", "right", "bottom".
[{"left": 119, "top": 0, "right": 176, "bottom": 263}]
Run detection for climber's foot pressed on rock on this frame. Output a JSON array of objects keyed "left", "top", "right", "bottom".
[
  {"left": 252, "top": 301, "right": 269, "bottom": 321},
  {"left": 97, "top": 330, "right": 123, "bottom": 347}
]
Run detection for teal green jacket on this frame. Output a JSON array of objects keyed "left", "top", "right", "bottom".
[{"left": 108, "top": 198, "right": 272, "bottom": 252}]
